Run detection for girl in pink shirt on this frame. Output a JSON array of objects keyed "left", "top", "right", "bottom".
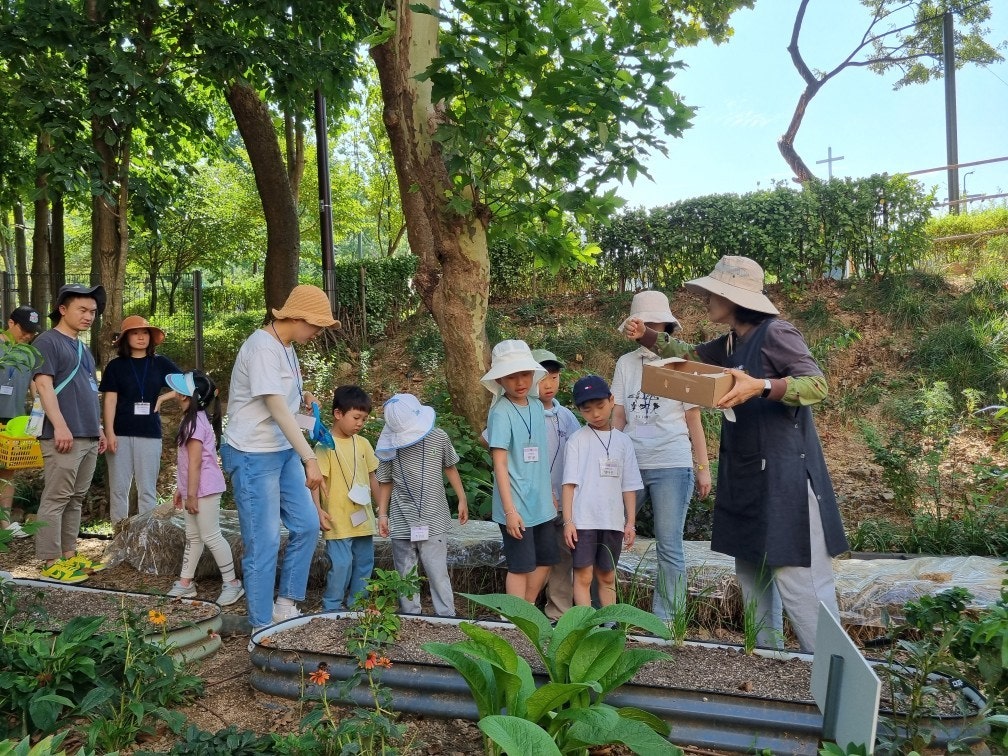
[{"left": 165, "top": 371, "right": 244, "bottom": 606}]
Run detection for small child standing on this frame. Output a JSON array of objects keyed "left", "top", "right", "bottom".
[
  {"left": 482, "top": 339, "right": 559, "bottom": 602},
  {"left": 311, "top": 385, "right": 380, "bottom": 612},
  {"left": 531, "top": 349, "right": 580, "bottom": 621},
  {"left": 165, "top": 371, "right": 245, "bottom": 606},
  {"left": 561, "top": 375, "right": 642, "bottom": 608},
  {"left": 374, "top": 393, "right": 468, "bottom": 616}
]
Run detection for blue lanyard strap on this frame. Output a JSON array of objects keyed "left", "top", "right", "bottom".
[
  {"left": 129, "top": 356, "right": 151, "bottom": 401},
  {"left": 272, "top": 323, "right": 303, "bottom": 402},
  {"left": 395, "top": 439, "right": 426, "bottom": 518},
  {"left": 506, "top": 398, "right": 533, "bottom": 441},
  {"left": 590, "top": 426, "right": 612, "bottom": 456},
  {"left": 333, "top": 436, "right": 357, "bottom": 489}
]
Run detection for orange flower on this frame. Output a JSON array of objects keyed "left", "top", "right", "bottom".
[
  {"left": 362, "top": 651, "right": 378, "bottom": 670},
  {"left": 309, "top": 663, "right": 330, "bottom": 685},
  {"left": 377, "top": 655, "right": 392, "bottom": 669},
  {"left": 147, "top": 609, "right": 167, "bottom": 626}
]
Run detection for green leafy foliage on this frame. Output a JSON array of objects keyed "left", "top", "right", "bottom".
[
  {"left": 0, "top": 732, "right": 107, "bottom": 756},
  {"left": 424, "top": 593, "right": 679, "bottom": 755},
  {"left": 153, "top": 724, "right": 275, "bottom": 755}
]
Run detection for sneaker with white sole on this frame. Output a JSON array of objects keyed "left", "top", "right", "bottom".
[
  {"left": 272, "top": 601, "right": 301, "bottom": 623},
  {"left": 4, "top": 522, "right": 29, "bottom": 539},
  {"left": 216, "top": 581, "right": 245, "bottom": 607},
  {"left": 167, "top": 580, "right": 197, "bottom": 598}
]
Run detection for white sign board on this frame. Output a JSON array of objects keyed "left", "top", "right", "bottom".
[{"left": 812, "top": 602, "right": 881, "bottom": 753}]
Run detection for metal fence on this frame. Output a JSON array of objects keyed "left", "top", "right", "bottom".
[{"left": 1, "top": 271, "right": 205, "bottom": 370}]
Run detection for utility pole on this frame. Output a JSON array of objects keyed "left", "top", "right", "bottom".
[
  {"left": 943, "top": 11, "right": 960, "bottom": 215},
  {"left": 816, "top": 146, "right": 845, "bottom": 180}
]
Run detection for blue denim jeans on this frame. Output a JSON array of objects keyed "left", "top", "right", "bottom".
[
  {"left": 322, "top": 536, "right": 374, "bottom": 611},
  {"left": 635, "top": 466, "right": 694, "bottom": 620},
  {"left": 220, "top": 444, "right": 320, "bottom": 628}
]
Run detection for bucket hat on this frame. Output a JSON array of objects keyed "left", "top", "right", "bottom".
[
  {"left": 531, "top": 348, "right": 565, "bottom": 371},
  {"left": 480, "top": 340, "right": 546, "bottom": 398},
  {"left": 572, "top": 375, "right": 611, "bottom": 406},
  {"left": 9, "top": 306, "right": 41, "bottom": 334},
  {"left": 271, "top": 285, "right": 339, "bottom": 328},
  {"left": 375, "top": 393, "right": 436, "bottom": 461},
  {"left": 618, "top": 290, "right": 681, "bottom": 333},
  {"left": 114, "top": 315, "right": 165, "bottom": 346},
  {"left": 685, "top": 256, "right": 779, "bottom": 315},
  {"left": 49, "top": 283, "right": 106, "bottom": 322}
]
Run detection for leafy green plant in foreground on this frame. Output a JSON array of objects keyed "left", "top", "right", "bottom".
[{"left": 424, "top": 592, "right": 681, "bottom": 755}]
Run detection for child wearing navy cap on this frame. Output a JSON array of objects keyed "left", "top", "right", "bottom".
[{"left": 561, "top": 375, "right": 642, "bottom": 608}]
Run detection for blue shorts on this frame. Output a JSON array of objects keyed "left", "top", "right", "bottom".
[
  {"left": 500, "top": 521, "right": 560, "bottom": 573},
  {"left": 571, "top": 529, "right": 623, "bottom": 571}
]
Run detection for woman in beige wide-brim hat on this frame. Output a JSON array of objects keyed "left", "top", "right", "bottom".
[
  {"left": 613, "top": 290, "right": 712, "bottom": 622},
  {"left": 219, "top": 284, "right": 339, "bottom": 633},
  {"left": 623, "top": 256, "right": 848, "bottom": 654},
  {"left": 99, "top": 315, "right": 182, "bottom": 524}
]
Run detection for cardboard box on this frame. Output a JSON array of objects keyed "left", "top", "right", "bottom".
[{"left": 641, "top": 360, "right": 735, "bottom": 408}]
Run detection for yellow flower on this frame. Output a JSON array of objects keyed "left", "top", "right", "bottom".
[{"left": 147, "top": 609, "right": 167, "bottom": 626}]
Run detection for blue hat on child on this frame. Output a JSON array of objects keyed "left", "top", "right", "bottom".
[
  {"left": 572, "top": 375, "right": 611, "bottom": 406},
  {"left": 375, "top": 394, "right": 436, "bottom": 462}
]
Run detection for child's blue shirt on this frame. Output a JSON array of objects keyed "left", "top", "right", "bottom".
[{"left": 487, "top": 396, "right": 555, "bottom": 527}]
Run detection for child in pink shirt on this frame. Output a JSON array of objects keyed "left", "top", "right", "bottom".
[{"left": 165, "top": 371, "right": 244, "bottom": 606}]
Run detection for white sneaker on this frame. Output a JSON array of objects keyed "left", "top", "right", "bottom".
[
  {"left": 216, "top": 581, "right": 245, "bottom": 607},
  {"left": 167, "top": 580, "right": 197, "bottom": 598},
  {"left": 4, "top": 522, "right": 29, "bottom": 539},
  {"left": 272, "top": 601, "right": 301, "bottom": 623}
]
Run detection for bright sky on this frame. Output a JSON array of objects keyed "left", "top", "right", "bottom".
[{"left": 616, "top": 2, "right": 1008, "bottom": 209}]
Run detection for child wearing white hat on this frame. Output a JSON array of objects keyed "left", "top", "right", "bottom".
[
  {"left": 481, "top": 340, "right": 560, "bottom": 602},
  {"left": 374, "top": 393, "right": 468, "bottom": 616}
]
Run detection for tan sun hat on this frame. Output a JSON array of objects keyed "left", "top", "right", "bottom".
[
  {"left": 617, "top": 290, "right": 681, "bottom": 333},
  {"left": 480, "top": 339, "right": 546, "bottom": 404},
  {"left": 271, "top": 284, "right": 340, "bottom": 328},
  {"left": 114, "top": 315, "right": 165, "bottom": 346},
  {"left": 684, "top": 256, "right": 779, "bottom": 315}
]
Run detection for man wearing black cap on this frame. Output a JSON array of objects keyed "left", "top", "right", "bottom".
[
  {"left": 32, "top": 284, "right": 108, "bottom": 581},
  {"left": 0, "top": 305, "right": 42, "bottom": 539}
]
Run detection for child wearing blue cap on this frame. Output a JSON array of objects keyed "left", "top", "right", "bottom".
[
  {"left": 165, "top": 370, "right": 244, "bottom": 606},
  {"left": 561, "top": 375, "right": 642, "bottom": 608}
]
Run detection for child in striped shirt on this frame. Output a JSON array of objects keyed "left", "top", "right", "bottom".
[{"left": 374, "top": 394, "right": 468, "bottom": 616}]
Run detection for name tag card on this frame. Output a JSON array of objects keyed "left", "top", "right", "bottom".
[
  {"left": 349, "top": 509, "right": 369, "bottom": 527},
  {"left": 134, "top": 402, "right": 151, "bottom": 415},
  {"left": 410, "top": 525, "right": 430, "bottom": 542},
  {"left": 0, "top": 385, "right": 13, "bottom": 396},
  {"left": 599, "top": 458, "right": 621, "bottom": 478},
  {"left": 523, "top": 446, "right": 540, "bottom": 463}
]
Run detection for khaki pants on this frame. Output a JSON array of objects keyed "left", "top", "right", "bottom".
[{"left": 35, "top": 438, "right": 98, "bottom": 561}]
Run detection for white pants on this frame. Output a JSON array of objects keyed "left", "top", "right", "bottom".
[
  {"left": 107, "top": 436, "right": 162, "bottom": 523},
  {"left": 735, "top": 480, "right": 840, "bottom": 653},
  {"left": 391, "top": 535, "right": 455, "bottom": 617},
  {"left": 180, "top": 494, "right": 236, "bottom": 582}
]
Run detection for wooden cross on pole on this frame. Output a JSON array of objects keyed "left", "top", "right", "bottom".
[{"left": 816, "top": 146, "right": 845, "bottom": 180}]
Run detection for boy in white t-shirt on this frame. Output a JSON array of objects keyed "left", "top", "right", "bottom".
[{"left": 561, "top": 375, "right": 642, "bottom": 608}]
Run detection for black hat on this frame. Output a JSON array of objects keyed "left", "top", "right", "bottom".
[
  {"left": 572, "top": 374, "right": 612, "bottom": 406},
  {"left": 49, "top": 283, "right": 107, "bottom": 322},
  {"left": 9, "top": 305, "right": 41, "bottom": 334}
]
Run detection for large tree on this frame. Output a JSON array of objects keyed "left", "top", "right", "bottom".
[
  {"left": 371, "top": 0, "right": 751, "bottom": 429},
  {"left": 779, "top": 0, "right": 1003, "bottom": 182}
]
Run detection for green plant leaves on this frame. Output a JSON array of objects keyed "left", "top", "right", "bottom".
[{"left": 478, "top": 715, "right": 563, "bottom": 755}]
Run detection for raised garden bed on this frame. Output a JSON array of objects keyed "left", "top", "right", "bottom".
[
  {"left": 249, "top": 613, "right": 986, "bottom": 755},
  {"left": 6, "top": 578, "right": 223, "bottom": 663}
]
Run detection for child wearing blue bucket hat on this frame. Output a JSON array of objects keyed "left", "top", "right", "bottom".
[{"left": 164, "top": 370, "right": 244, "bottom": 606}]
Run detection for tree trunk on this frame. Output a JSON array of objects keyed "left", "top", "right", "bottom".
[
  {"left": 371, "top": 0, "right": 492, "bottom": 432},
  {"left": 777, "top": 85, "right": 819, "bottom": 184},
  {"left": 226, "top": 81, "right": 300, "bottom": 313},
  {"left": 50, "top": 191, "right": 65, "bottom": 295},
  {"left": 13, "top": 202, "right": 29, "bottom": 303},
  {"left": 32, "top": 133, "right": 51, "bottom": 322}
]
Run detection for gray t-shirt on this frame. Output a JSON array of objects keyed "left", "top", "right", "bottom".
[{"left": 32, "top": 329, "right": 101, "bottom": 438}]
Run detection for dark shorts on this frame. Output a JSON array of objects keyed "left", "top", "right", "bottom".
[
  {"left": 571, "top": 529, "right": 623, "bottom": 571},
  {"left": 500, "top": 521, "right": 560, "bottom": 573}
]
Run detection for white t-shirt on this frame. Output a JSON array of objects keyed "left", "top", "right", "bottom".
[
  {"left": 610, "top": 347, "right": 694, "bottom": 469},
  {"left": 223, "top": 328, "right": 302, "bottom": 452},
  {"left": 562, "top": 425, "right": 643, "bottom": 531},
  {"left": 543, "top": 400, "right": 581, "bottom": 502}
]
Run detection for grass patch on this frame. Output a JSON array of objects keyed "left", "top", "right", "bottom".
[{"left": 912, "top": 315, "right": 1008, "bottom": 400}]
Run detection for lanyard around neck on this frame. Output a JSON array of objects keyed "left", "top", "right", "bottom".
[{"left": 271, "top": 323, "right": 303, "bottom": 401}]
